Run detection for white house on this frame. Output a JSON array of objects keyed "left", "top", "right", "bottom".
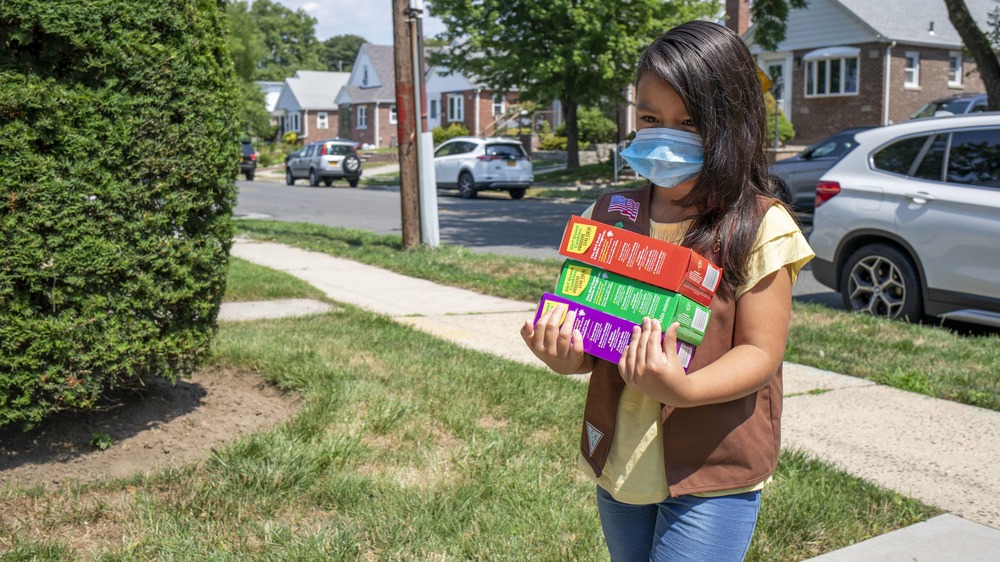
[{"left": 274, "top": 70, "right": 351, "bottom": 142}]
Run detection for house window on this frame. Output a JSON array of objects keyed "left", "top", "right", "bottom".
[
  {"left": 286, "top": 112, "right": 301, "bottom": 132},
  {"left": 358, "top": 106, "right": 368, "bottom": 129},
  {"left": 803, "top": 47, "right": 860, "bottom": 97},
  {"left": 448, "top": 94, "right": 464, "bottom": 122},
  {"left": 429, "top": 99, "right": 439, "bottom": 120},
  {"left": 317, "top": 111, "right": 329, "bottom": 129},
  {"left": 389, "top": 105, "right": 398, "bottom": 124},
  {"left": 492, "top": 94, "right": 506, "bottom": 116},
  {"left": 949, "top": 52, "right": 963, "bottom": 86},
  {"left": 904, "top": 52, "right": 920, "bottom": 88},
  {"left": 362, "top": 66, "right": 369, "bottom": 87}
]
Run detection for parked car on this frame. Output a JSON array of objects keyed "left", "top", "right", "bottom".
[
  {"left": 286, "top": 138, "right": 362, "bottom": 187},
  {"left": 910, "top": 93, "right": 987, "bottom": 119},
  {"left": 433, "top": 137, "right": 533, "bottom": 199},
  {"left": 771, "top": 127, "right": 873, "bottom": 213},
  {"left": 809, "top": 113, "right": 1000, "bottom": 327},
  {"left": 240, "top": 141, "right": 257, "bottom": 181}
]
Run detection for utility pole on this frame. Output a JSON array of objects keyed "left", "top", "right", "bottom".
[{"left": 392, "top": 0, "right": 420, "bottom": 249}]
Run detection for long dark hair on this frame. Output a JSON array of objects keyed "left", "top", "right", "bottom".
[{"left": 636, "top": 21, "right": 788, "bottom": 294}]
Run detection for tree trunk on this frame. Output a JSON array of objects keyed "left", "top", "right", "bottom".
[
  {"left": 564, "top": 98, "right": 580, "bottom": 170},
  {"left": 944, "top": 0, "right": 1000, "bottom": 111}
]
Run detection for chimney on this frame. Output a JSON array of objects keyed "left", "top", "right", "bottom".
[{"left": 725, "top": 0, "right": 751, "bottom": 36}]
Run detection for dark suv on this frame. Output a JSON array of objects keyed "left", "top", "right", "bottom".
[
  {"left": 910, "top": 94, "right": 987, "bottom": 119},
  {"left": 240, "top": 141, "right": 257, "bottom": 181}
]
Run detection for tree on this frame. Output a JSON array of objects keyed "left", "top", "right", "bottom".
[
  {"left": 944, "top": 0, "right": 1000, "bottom": 111},
  {"left": 249, "top": 0, "right": 324, "bottom": 81},
  {"left": 225, "top": 1, "right": 275, "bottom": 139},
  {"left": 751, "top": 0, "right": 1000, "bottom": 111},
  {"left": 429, "top": 0, "right": 719, "bottom": 169},
  {"left": 320, "top": 34, "right": 366, "bottom": 72},
  {"left": 0, "top": 0, "right": 240, "bottom": 429}
]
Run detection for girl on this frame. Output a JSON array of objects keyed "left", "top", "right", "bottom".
[{"left": 521, "top": 21, "right": 813, "bottom": 561}]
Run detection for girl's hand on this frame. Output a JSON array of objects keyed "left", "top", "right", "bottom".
[
  {"left": 521, "top": 307, "right": 593, "bottom": 375},
  {"left": 618, "top": 318, "right": 693, "bottom": 406}
]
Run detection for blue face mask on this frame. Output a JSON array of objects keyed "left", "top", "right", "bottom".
[{"left": 620, "top": 127, "right": 704, "bottom": 188}]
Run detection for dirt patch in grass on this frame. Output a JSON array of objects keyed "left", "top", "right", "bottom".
[{"left": 0, "top": 369, "right": 300, "bottom": 489}]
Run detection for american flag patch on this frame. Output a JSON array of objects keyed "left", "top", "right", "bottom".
[{"left": 608, "top": 195, "right": 639, "bottom": 221}]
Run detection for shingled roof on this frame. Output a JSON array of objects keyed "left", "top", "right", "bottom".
[
  {"left": 335, "top": 44, "right": 396, "bottom": 105},
  {"left": 834, "top": 0, "right": 997, "bottom": 48}
]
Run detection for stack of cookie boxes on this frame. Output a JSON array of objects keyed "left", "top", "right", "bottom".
[{"left": 533, "top": 215, "right": 722, "bottom": 371}]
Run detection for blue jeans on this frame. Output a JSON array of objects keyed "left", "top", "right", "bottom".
[{"left": 595, "top": 486, "right": 761, "bottom": 562}]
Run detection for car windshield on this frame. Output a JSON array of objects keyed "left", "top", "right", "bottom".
[
  {"left": 912, "top": 99, "right": 972, "bottom": 119},
  {"left": 324, "top": 144, "right": 352, "bottom": 156},
  {"left": 485, "top": 144, "right": 526, "bottom": 159}
]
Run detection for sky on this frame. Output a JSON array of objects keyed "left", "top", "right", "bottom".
[{"left": 270, "top": 0, "right": 447, "bottom": 46}]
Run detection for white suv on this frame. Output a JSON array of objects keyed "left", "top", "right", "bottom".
[
  {"left": 810, "top": 113, "right": 1000, "bottom": 327},
  {"left": 433, "top": 137, "right": 533, "bottom": 199}
]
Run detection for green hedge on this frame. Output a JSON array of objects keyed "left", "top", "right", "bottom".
[{"left": 0, "top": 0, "right": 241, "bottom": 429}]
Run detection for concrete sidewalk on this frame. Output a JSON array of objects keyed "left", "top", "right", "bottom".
[{"left": 229, "top": 237, "right": 1000, "bottom": 560}]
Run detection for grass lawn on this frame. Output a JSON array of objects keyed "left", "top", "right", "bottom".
[
  {"left": 234, "top": 219, "right": 1000, "bottom": 412},
  {"left": 0, "top": 258, "right": 937, "bottom": 560}
]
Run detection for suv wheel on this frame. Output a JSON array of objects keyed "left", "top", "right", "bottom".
[
  {"left": 245, "top": 170, "right": 254, "bottom": 181},
  {"left": 323, "top": 178, "right": 333, "bottom": 187},
  {"left": 840, "top": 243, "right": 923, "bottom": 321},
  {"left": 309, "top": 169, "right": 319, "bottom": 187},
  {"left": 509, "top": 188, "right": 526, "bottom": 200},
  {"left": 349, "top": 178, "right": 359, "bottom": 188},
  {"left": 458, "top": 171, "right": 477, "bottom": 199},
  {"left": 285, "top": 168, "right": 294, "bottom": 186},
  {"left": 344, "top": 155, "right": 361, "bottom": 174}
]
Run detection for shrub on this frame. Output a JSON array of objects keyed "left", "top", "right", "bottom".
[
  {"left": 432, "top": 123, "right": 470, "bottom": 145},
  {"left": 538, "top": 134, "right": 568, "bottom": 151},
  {"left": 577, "top": 106, "right": 617, "bottom": 146},
  {"left": 0, "top": 1, "right": 240, "bottom": 429},
  {"left": 765, "top": 92, "right": 796, "bottom": 145}
]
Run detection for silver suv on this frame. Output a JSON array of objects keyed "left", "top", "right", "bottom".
[
  {"left": 810, "top": 113, "right": 1000, "bottom": 327},
  {"left": 286, "top": 138, "right": 362, "bottom": 187},
  {"left": 433, "top": 137, "right": 533, "bottom": 199}
]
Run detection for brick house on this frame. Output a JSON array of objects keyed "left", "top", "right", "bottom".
[
  {"left": 740, "top": 0, "right": 993, "bottom": 144},
  {"left": 336, "top": 44, "right": 562, "bottom": 146},
  {"left": 334, "top": 44, "right": 399, "bottom": 148},
  {"left": 273, "top": 70, "right": 350, "bottom": 143},
  {"left": 424, "top": 65, "right": 562, "bottom": 138}
]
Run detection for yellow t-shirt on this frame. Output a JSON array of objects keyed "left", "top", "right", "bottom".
[{"left": 575, "top": 202, "right": 814, "bottom": 504}]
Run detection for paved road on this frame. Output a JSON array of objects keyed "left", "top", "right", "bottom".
[{"left": 234, "top": 179, "right": 840, "bottom": 306}]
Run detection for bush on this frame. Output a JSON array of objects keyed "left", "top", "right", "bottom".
[
  {"left": 432, "top": 123, "right": 470, "bottom": 145},
  {"left": 765, "top": 92, "right": 796, "bottom": 145},
  {"left": 577, "top": 106, "right": 617, "bottom": 146},
  {"left": 0, "top": 1, "right": 240, "bottom": 429},
  {"left": 538, "top": 134, "right": 568, "bottom": 151}
]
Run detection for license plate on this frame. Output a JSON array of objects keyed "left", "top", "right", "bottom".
[{"left": 506, "top": 160, "right": 517, "bottom": 167}]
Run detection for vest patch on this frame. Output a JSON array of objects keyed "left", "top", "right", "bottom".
[
  {"left": 608, "top": 194, "right": 640, "bottom": 221},
  {"left": 585, "top": 421, "right": 604, "bottom": 456}
]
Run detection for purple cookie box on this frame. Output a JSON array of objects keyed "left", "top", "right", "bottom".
[{"left": 533, "top": 292, "right": 695, "bottom": 371}]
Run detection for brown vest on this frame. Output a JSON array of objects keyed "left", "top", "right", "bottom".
[{"left": 581, "top": 184, "right": 782, "bottom": 497}]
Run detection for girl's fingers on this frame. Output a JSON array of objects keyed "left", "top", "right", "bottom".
[
  {"left": 620, "top": 325, "right": 641, "bottom": 382},
  {"left": 557, "top": 310, "right": 577, "bottom": 355},
  {"left": 520, "top": 320, "right": 534, "bottom": 344},
  {"left": 661, "top": 322, "right": 680, "bottom": 360},
  {"left": 645, "top": 319, "right": 663, "bottom": 364}
]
